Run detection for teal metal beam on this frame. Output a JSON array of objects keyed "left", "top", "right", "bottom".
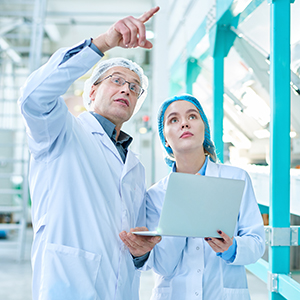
[
  {"left": 246, "top": 258, "right": 269, "bottom": 283},
  {"left": 234, "top": 0, "right": 265, "bottom": 26},
  {"left": 209, "top": 25, "right": 236, "bottom": 163},
  {"left": 186, "top": 57, "right": 201, "bottom": 95},
  {"left": 187, "top": 20, "right": 207, "bottom": 59},
  {"left": 258, "top": 204, "right": 269, "bottom": 214},
  {"left": 269, "top": 0, "right": 291, "bottom": 299},
  {"left": 212, "top": 52, "right": 224, "bottom": 163},
  {"left": 278, "top": 274, "right": 300, "bottom": 300},
  {"left": 170, "top": 81, "right": 183, "bottom": 96},
  {"left": 171, "top": 1, "right": 265, "bottom": 76},
  {"left": 246, "top": 260, "right": 300, "bottom": 299}
]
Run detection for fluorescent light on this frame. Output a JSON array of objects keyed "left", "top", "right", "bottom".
[
  {"left": 290, "top": 131, "right": 297, "bottom": 138},
  {"left": 194, "top": 35, "right": 209, "bottom": 57},
  {"left": 253, "top": 130, "right": 296, "bottom": 139},
  {"left": 242, "top": 87, "right": 270, "bottom": 126},
  {"left": 139, "top": 127, "right": 147, "bottom": 134},
  {"left": 0, "top": 37, "right": 10, "bottom": 50},
  {"left": 223, "top": 118, "right": 252, "bottom": 149},
  {"left": 254, "top": 129, "right": 270, "bottom": 139},
  {"left": 44, "top": 23, "right": 61, "bottom": 42},
  {"left": 232, "top": 0, "right": 252, "bottom": 16},
  {"left": 146, "top": 30, "right": 154, "bottom": 40},
  {"left": 0, "top": 37, "right": 22, "bottom": 63}
]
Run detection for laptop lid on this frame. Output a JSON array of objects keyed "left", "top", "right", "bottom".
[{"left": 154, "top": 172, "right": 245, "bottom": 238}]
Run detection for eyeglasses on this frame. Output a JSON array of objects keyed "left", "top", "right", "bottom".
[{"left": 94, "top": 74, "right": 144, "bottom": 98}]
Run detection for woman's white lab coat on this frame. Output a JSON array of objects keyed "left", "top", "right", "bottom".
[
  {"left": 145, "top": 159, "right": 265, "bottom": 300},
  {"left": 18, "top": 43, "right": 146, "bottom": 300}
]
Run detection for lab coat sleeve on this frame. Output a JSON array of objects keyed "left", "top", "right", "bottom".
[
  {"left": 229, "top": 171, "right": 265, "bottom": 266},
  {"left": 18, "top": 41, "right": 101, "bottom": 160},
  {"left": 142, "top": 188, "right": 186, "bottom": 276}
]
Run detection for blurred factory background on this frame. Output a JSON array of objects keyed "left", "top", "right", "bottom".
[{"left": 0, "top": 0, "right": 300, "bottom": 299}]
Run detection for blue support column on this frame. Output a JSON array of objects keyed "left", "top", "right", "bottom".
[
  {"left": 186, "top": 57, "right": 201, "bottom": 95},
  {"left": 269, "top": 0, "right": 291, "bottom": 299},
  {"left": 212, "top": 53, "right": 224, "bottom": 163},
  {"left": 209, "top": 25, "right": 235, "bottom": 163}
]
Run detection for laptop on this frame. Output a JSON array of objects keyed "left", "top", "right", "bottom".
[{"left": 133, "top": 172, "right": 245, "bottom": 238}]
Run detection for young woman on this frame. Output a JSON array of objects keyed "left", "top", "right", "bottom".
[{"left": 146, "top": 94, "right": 265, "bottom": 300}]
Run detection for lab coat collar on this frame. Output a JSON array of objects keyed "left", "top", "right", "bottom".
[
  {"left": 78, "top": 112, "right": 140, "bottom": 171},
  {"left": 78, "top": 112, "right": 123, "bottom": 163},
  {"left": 206, "top": 159, "right": 220, "bottom": 177},
  {"left": 78, "top": 111, "right": 105, "bottom": 135}
]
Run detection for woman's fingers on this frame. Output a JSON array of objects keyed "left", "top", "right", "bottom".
[{"left": 205, "top": 230, "right": 233, "bottom": 253}]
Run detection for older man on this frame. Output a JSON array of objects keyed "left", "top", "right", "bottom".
[{"left": 19, "top": 7, "right": 160, "bottom": 300}]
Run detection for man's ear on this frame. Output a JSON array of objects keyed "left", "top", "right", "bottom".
[{"left": 89, "top": 85, "right": 97, "bottom": 102}]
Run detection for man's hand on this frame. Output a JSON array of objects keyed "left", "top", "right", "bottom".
[
  {"left": 93, "top": 6, "right": 160, "bottom": 53},
  {"left": 119, "top": 226, "right": 161, "bottom": 257},
  {"left": 204, "top": 230, "right": 233, "bottom": 253}
]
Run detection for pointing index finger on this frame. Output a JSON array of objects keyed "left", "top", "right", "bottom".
[{"left": 138, "top": 6, "right": 160, "bottom": 24}]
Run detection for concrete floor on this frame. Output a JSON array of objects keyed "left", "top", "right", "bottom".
[
  {"left": 0, "top": 227, "right": 298, "bottom": 300},
  {"left": 0, "top": 228, "right": 33, "bottom": 300}
]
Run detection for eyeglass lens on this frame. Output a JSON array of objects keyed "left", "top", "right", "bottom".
[{"left": 110, "top": 75, "right": 142, "bottom": 95}]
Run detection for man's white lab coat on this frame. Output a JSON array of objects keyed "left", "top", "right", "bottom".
[{"left": 19, "top": 43, "right": 146, "bottom": 300}]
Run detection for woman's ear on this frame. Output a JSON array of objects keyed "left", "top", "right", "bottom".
[{"left": 165, "top": 139, "right": 170, "bottom": 148}]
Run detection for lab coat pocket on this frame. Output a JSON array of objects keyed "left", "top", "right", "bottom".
[
  {"left": 223, "top": 288, "right": 250, "bottom": 300},
  {"left": 40, "top": 243, "right": 101, "bottom": 300},
  {"left": 150, "top": 287, "right": 171, "bottom": 300}
]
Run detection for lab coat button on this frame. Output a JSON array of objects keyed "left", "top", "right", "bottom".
[
  {"left": 196, "top": 246, "right": 200, "bottom": 250},
  {"left": 195, "top": 292, "right": 199, "bottom": 296},
  {"left": 197, "top": 269, "right": 201, "bottom": 273}
]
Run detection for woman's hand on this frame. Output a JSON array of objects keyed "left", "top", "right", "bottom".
[{"left": 204, "top": 230, "right": 233, "bottom": 253}]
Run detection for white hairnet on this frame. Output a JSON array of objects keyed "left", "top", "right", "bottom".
[{"left": 82, "top": 57, "right": 148, "bottom": 115}]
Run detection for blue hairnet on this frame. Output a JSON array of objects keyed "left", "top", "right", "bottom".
[{"left": 157, "top": 94, "right": 216, "bottom": 166}]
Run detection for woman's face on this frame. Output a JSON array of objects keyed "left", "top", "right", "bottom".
[{"left": 163, "top": 100, "right": 205, "bottom": 157}]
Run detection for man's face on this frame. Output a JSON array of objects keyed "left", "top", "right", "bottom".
[{"left": 89, "top": 66, "right": 140, "bottom": 129}]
